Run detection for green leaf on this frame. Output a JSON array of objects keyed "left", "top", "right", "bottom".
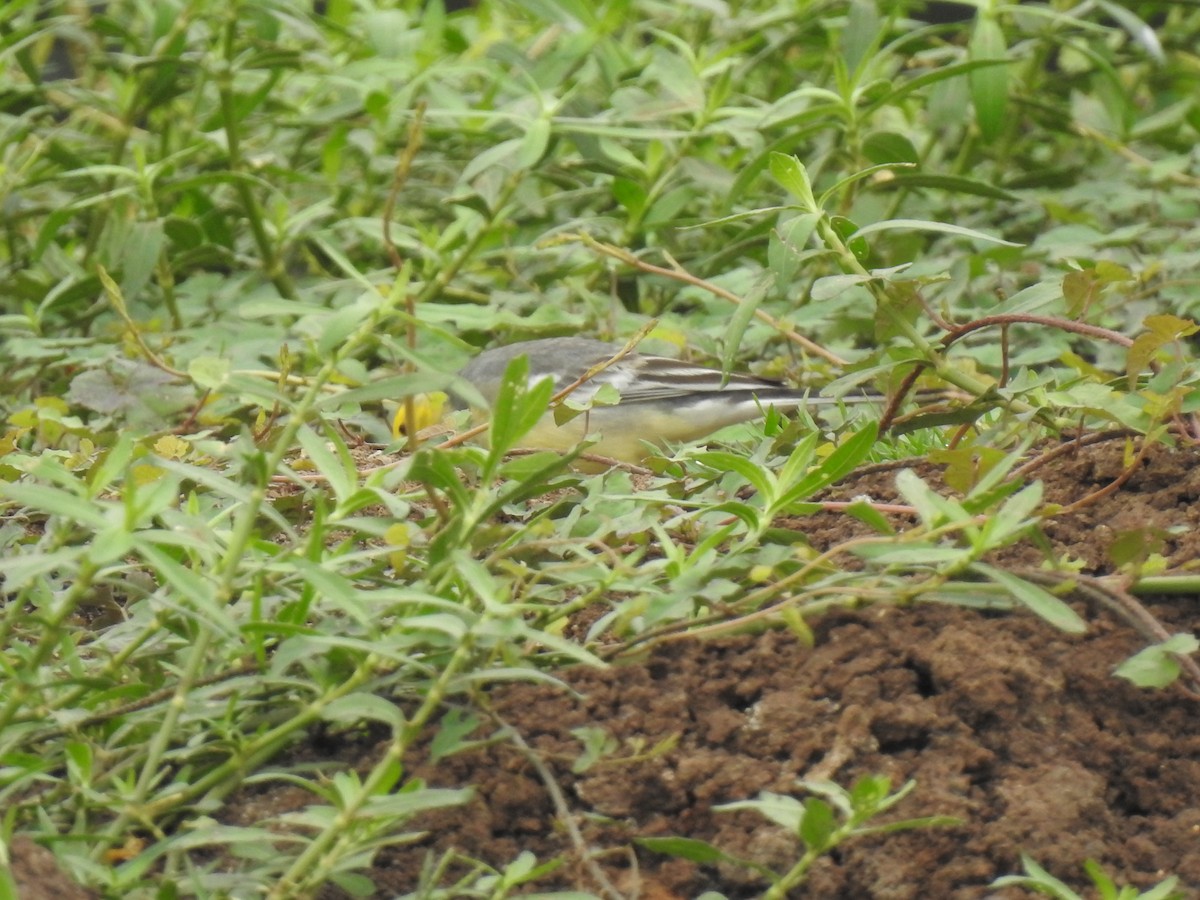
[
  {"left": 362, "top": 787, "right": 473, "bottom": 819},
  {"left": 851, "top": 218, "right": 1021, "bottom": 247},
  {"left": 1137, "top": 876, "right": 1184, "bottom": 900},
  {"left": 635, "top": 836, "right": 727, "bottom": 865},
  {"left": 290, "top": 559, "right": 370, "bottom": 626},
  {"left": 769, "top": 153, "right": 817, "bottom": 211},
  {"left": 861, "top": 131, "right": 919, "bottom": 165},
  {"left": 188, "top": 356, "right": 232, "bottom": 390},
  {"left": 489, "top": 357, "right": 556, "bottom": 460},
  {"left": 717, "top": 791, "right": 805, "bottom": 832},
  {"left": 1113, "top": 634, "right": 1200, "bottom": 689},
  {"left": 969, "top": 15, "right": 1009, "bottom": 141},
  {"left": 322, "top": 692, "right": 406, "bottom": 727},
  {"left": 1092, "top": 1, "right": 1165, "bottom": 63},
  {"left": 122, "top": 219, "right": 165, "bottom": 299},
  {"left": 324, "top": 372, "right": 451, "bottom": 411},
  {"left": 87, "top": 523, "right": 135, "bottom": 565},
  {"left": 296, "top": 424, "right": 356, "bottom": 505},
  {"left": 861, "top": 814, "right": 964, "bottom": 835},
  {"left": 774, "top": 431, "right": 819, "bottom": 496},
  {"left": 972, "top": 564, "right": 1087, "bottom": 634},
  {"left": 431, "top": 708, "right": 483, "bottom": 763},
  {"left": 1127, "top": 315, "right": 1199, "bottom": 383},
  {"left": 691, "top": 451, "right": 775, "bottom": 499},
  {"left": 461, "top": 137, "right": 523, "bottom": 181},
  {"left": 799, "top": 797, "right": 837, "bottom": 849},
  {"left": 848, "top": 774, "right": 892, "bottom": 812},
  {"left": 991, "top": 854, "right": 1082, "bottom": 899},
  {"left": 769, "top": 212, "right": 821, "bottom": 288},
  {"left": 0, "top": 861, "right": 21, "bottom": 900},
  {"left": 612, "top": 177, "right": 647, "bottom": 216},
  {"left": 810, "top": 272, "right": 877, "bottom": 301},
  {"left": 983, "top": 480, "right": 1043, "bottom": 545},
  {"left": 1084, "top": 859, "right": 1120, "bottom": 900},
  {"left": 0, "top": 482, "right": 105, "bottom": 528},
  {"left": 776, "top": 422, "right": 878, "bottom": 510},
  {"left": 820, "top": 165, "right": 914, "bottom": 210},
  {"left": 316, "top": 298, "right": 378, "bottom": 357},
  {"left": 569, "top": 725, "right": 619, "bottom": 773},
  {"left": 883, "top": 172, "right": 1017, "bottom": 201},
  {"left": 88, "top": 432, "right": 136, "bottom": 497},
  {"left": 66, "top": 358, "right": 188, "bottom": 420},
  {"left": 0, "top": 548, "right": 87, "bottom": 593},
  {"left": 844, "top": 498, "right": 896, "bottom": 534},
  {"left": 867, "top": 58, "right": 1010, "bottom": 112},
  {"left": 856, "top": 544, "right": 972, "bottom": 565},
  {"left": 721, "top": 276, "right": 769, "bottom": 380},
  {"left": 841, "top": 0, "right": 882, "bottom": 75},
  {"left": 517, "top": 116, "right": 552, "bottom": 168},
  {"left": 137, "top": 542, "right": 235, "bottom": 634},
  {"left": 894, "top": 468, "right": 969, "bottom": 528}
]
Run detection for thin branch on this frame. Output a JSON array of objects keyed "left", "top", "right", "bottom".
[
  {"left": 942, "top": 314, "right": 1134, "bottom": 350},
  {"left": 877, "top": 364, "right": 928, "bottom": 432},
  {"left": 1056, "top": 434, "right": 1153, "bottom": 515},
  {"left": 487, "top": 710, "right": 630, "bottom": 900},
  {"left": 563, "top": 232, "right": 848, "bottom": 367},
  {"left": 547, "top": 321, "right": 658, "bottom": 409},
  {"left": 1073, "top": 122, "right": 1200, "bottom": 189},
  {"left": 1011, "top": 430, "right": 1132, "bottom": 480}
]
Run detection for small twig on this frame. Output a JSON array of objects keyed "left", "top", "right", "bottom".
[
  {"left": 562, "top": 232, "right": 848, "bottom": 367},
  {"left": 877, "top": 364, "right": 927, "bottom": 433},
  {"left": 1056, "top": 434, "right": 1153, "bottom": 516},
  {"left": 173, "top": 389, "right": 211, "bottom": 435},
  {"left": 1076, "top": 574, "right": 1181, "bottom": 645},
  {"left": 912, "top": 287, "right": 954, "bottom": 332},
  {"left": 998, "top": 322, "right": 1010, "bottom": 388},
  {"left": 1073, "top": 122, "right": 1200, "bottom": 189},
  {"left": 422, "top": 480, "right": 451, "bottom": 525},
  {"left": 548, "top": 321, "right": 657, "bottom": 409},
  {"left": 1011, "top": 430, "right": 1132, "bottom": 480},
  {"left": 808, "top": 500, "right": 917, "bottom": 515},
  {"left": 946, "top": 422, "right": 972, "bottom": 450},
  {"left": 942, "top": 314, "right": 1134, "bottom": 350},
  {"left": 334, "top": 418, "right": 368, "bottom": 449}
]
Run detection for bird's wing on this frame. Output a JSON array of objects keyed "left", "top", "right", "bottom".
[{"left": 591, "top": 353, "right": 793, "bottom": 404}]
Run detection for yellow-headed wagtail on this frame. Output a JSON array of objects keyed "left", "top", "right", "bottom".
[{"left": 454, "top": 336, "right": 876, "bottom": 464}]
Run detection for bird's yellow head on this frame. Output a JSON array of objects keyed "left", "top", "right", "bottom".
[{"left": 391, "top": 391, "right": 448, "bottom": 439}]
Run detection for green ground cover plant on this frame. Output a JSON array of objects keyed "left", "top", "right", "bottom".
[{"left": 2, "top": 0, "right": 1199, "bottom": 895}]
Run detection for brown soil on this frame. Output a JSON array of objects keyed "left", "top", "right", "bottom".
[
  {"left": 227, "top": 439, "right": 1200, "bottom": 899},
  {"left": 8, "top": 837, "right": 96, "bottom": 900}
]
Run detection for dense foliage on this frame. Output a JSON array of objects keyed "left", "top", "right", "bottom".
[{"left": 1, "top": 0, "right": 1197, "bottom": 895}]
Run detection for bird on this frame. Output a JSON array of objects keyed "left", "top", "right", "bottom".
[{"left": 453, "top": 336, "right": 881, "bottom": 464}]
